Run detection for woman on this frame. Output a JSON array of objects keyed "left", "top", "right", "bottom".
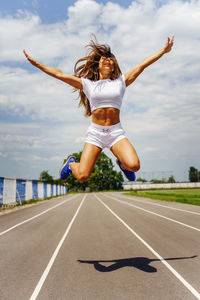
[{"left": 23, "top": 36, "right": 174, "bottom": 182}]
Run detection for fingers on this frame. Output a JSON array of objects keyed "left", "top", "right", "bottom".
[
  {"left": 168, "top": 36, "right": 174, "bottom": 45},
  {"left": 23, "top": 49, "right": 29, "bottom": 59},
  {"left": 167, "top": 36, "right": 174, "bottom": 43},
  {"left": 23, "top": 50, "right": 34, "bottom": 63},
  {"left": 166, "top": 36, "right": 174, "bottom": 49},
  {"left": 163, "top": 36, "right": 174, "bottom": 53}
]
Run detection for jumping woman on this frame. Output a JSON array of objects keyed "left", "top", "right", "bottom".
[{"left": 23, "top": 36, "right": 174, "bottom": 182}]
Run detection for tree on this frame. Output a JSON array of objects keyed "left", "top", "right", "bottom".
[
  {"left": 167, "top": 176, "right": 176, "bottom": 183},
  {"left": 62, "top": 151, "right": 124, "bottom": 191},
  {"left": 136, "top": 177, "right": 147, "bottom": 183},
  {"left": 151, "top": 178, "right": 167, "bottom": 184},
  {"left": 189, "top": 166, "right": 199, "bottom": 182},
  {"left": 39, "top": 170, "right": 54, "bottom": 184}
]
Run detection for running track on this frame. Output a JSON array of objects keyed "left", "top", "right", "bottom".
[{"left": 0, "top": 192, "right": 199, "bottom": 300}]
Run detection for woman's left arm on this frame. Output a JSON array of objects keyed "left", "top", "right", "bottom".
[{"left": 125, "top": 36, "right": 174, "bottom": 87}]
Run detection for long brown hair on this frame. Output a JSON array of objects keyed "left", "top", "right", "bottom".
[{"left": 74, "top": 37, "right": 122, "bottom": 117}]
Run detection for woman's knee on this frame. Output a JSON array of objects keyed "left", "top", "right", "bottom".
[
  {"left": 78, "top": 170, "right": 91, "bottom": 182},
  {"left": 124, "top": 159, "right": 140, "bottom": 172},
  {"left": 134, "top": 160, "right": 140, "bottom": 172}
]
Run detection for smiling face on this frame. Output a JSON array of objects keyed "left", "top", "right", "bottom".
[{"left": 98, "top": 56, "right": 115, "bottom": 79}]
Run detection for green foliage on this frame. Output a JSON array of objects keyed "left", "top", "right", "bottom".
[
  {"left": 167, "top": 176, "right": 176, "bottom": 183},
  {"left": 150, "top": 176, "right": 176, "bottom": 184},
  {"left": 189, "top": 166, "right": 200, "bottom": 182},
  {"left": 136, "top": 177, "right": 147, "bottom": 183},
  {"left": 39, "top": 170, "right": 54, "bottom": 184},
  {"left": 150, "top": 178, "right": 167, "bottom": 184},
  {"left": 62, "top": 151, "right": 123, "bottom": 191}
]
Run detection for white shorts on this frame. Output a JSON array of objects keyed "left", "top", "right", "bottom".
[{"left": 85, "top": 122, "right": 126, "bottom": 149}]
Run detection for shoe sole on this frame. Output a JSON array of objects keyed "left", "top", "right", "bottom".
[
  {"left": 116, "top": 159, "right": 129, "bottom": 180},
  {"left": 59, "top": 155, "right": 76, "bottom": 177}
]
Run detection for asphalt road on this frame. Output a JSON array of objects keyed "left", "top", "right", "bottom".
[{"left": 0, "top": 192, "right": 199, "bottom": 300}]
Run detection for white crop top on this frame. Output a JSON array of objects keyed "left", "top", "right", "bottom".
[{"left": 81, "top": 74, "right": 126, "bottom": 113}]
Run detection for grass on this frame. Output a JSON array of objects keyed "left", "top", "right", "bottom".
[{"left": 124, "top": 188, "right": 200, "bottom": 206}]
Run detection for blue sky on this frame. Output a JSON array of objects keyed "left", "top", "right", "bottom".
[
  {"left": 0, "top": 0, "right": 200, "bottom": 182},
  {"left": 0, "top": 0, "right": 135, "bottom": 24}
]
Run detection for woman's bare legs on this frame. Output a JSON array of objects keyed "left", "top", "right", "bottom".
[
  {"left": 69, "top": 143, "right": 102, "bottom": 181},
  {"left": 110, "top": 138, "right": 140, "bottom": 172}
]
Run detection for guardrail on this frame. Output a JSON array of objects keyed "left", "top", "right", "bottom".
[
  {"left": 123, "top": 182, "right": 200, "bottom": 190},
  {"left": 0, "top": 177, "right": 68, "bottom": 206}
]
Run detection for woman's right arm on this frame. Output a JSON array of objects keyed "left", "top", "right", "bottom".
[{"left": 23, "top": 50, "right": 83, "bottom": 90}]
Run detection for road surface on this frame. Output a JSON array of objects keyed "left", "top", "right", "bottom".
[{"left": 0, "top": 192, "right": 199, "bottom": 300}]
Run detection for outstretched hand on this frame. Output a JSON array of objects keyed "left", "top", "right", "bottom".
[
  {"left": 163, "top": 36, "right": 174, "bottom": 53},
  {"left": 23, "top": 50, "right": 39, "bottom": 67}
]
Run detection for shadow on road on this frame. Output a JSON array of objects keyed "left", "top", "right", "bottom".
[{"left": 77, "top": 255, "right": 197, "bottom": 273}]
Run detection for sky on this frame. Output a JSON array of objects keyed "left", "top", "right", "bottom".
[{"left": 0, "top": 0, "right": 199, "bottom": 182}]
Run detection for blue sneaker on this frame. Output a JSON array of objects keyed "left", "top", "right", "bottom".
[
  {"left": 60, "top": 155, "right": 76, "bottom": 180},
  {"left": 116, "top": 159, "right": 136, "bottom": 181}
]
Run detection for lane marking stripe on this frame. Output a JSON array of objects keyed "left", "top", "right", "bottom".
[
  {"left": 115, "top": 193, "right": 200, "bottom": 216},
  {"left": 29, "top": 194, "right": 86, "bottom": 300},
  {"left": 0, "top": 194, "right": 79, "bottom": 237},
  {"left": 103, "top": 194, "right": 200, "bottom": 232},
  {"left": 95, "top": 194, "right": 200, "bottom": 300}
]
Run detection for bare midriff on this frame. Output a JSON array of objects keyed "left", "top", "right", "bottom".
[{"left": 92, "top": 107, "right": 120, "bottom": 126}]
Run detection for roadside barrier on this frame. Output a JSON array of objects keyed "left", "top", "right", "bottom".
[
  {"left": 123, "top": 182, "right": 200, "bottom": 190},
  {"left": 0, "top": 177, "right": 68, "bottom": 206}
]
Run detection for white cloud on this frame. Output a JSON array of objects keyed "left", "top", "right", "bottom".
[
  {"left": 66, "top": 0, "right": 102, "bottom": 32},
  {"left": 12, "top": 153, "right": 62, "bottom": 162},
  {"left": 0, "top": 0, "right": 200, "bottom": 181},
  {"left": 0, "top": 66, "right": 84, "bottom": 121}
]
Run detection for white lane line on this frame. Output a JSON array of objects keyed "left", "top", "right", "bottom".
[
  {"left": 114, "top": 193, "right": 200, "bottom": 216},
  {"left": 0, "top": 194, "right": 79, "bottom": 237},
  {"left": 29, "top": 194, "right": 86, "bottom": 300},
  {"left": 95, "top": 194, "right": 200, "bottom": 300},
  {"left": 102, "top": 194, "right": 200, "bottom": 232}
]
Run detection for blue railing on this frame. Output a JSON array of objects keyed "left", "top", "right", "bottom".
[{"left": 0, "top": 177, "right": 68, "bottom": 206}]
